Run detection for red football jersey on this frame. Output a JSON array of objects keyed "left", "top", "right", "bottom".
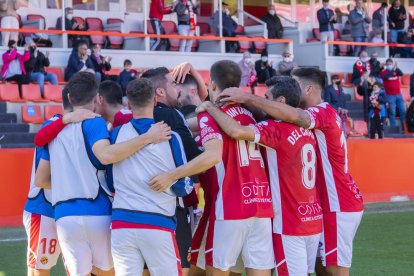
[
  {"left": 113, "top": 108, "right": 133, "bottom": 128},
  {"left": 251, "top": 120, "right": 323, "bottom": 236},
  {"left": 198, "top": 104, "right": 273, "bottom": 220},
  {"left": 306, "top": 103, "right": 364, "bottom": 213}
]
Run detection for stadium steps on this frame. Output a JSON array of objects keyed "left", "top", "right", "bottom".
[
  {"left": 0, "top": 123, "right": 29, "bottom": 133},
  {"left": 0, "top": 143, "right": 34, "bottom": 148},
  {"left": 0, "top": 102, "right": 6, "bottom": 114},
  {"left": 0, "top": 132, "right": 35, "bottom": 144},
  {"left": 0, "top": 113, "right": 17, "bottom": 123}
]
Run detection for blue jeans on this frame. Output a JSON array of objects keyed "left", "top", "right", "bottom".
[
  {"left": 31, "top": 72, "right": 58, "bottom": 95},
  {"left": 353, "top": 36, "right": 368, "bottom": 56},
  {"left": 390, "top": 29, "right": 404, "bottom": 43},
  {"left": 387, "top": 94, "right": 406, "bottom": 127}
]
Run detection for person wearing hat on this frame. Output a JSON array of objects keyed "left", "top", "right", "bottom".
[
  {"left": 210, "top": 2, "right": 238, "bottom": 51},
  {"left": 317, "top": 0, "right": 336, "bottom": 55},
  {"left": 255, "top": 49, "right": 276, "bottom": 84},
  {"left": 277, "top": 50, "right": 297, "bottom": 76}
]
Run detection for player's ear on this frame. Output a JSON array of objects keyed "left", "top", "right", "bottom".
[
  {"left": 155, "top": 87, "right": 165, "bottom": 97},
  {"left": 276, "top": 96, "right": 286, "bottom": 104}
]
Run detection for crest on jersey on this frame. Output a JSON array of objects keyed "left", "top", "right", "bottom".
[
  {"left": 199, "top": 116, "right": 208, "bottom": 128},
  {"left": 40, "top": 256, "right": 48, "bottom": 264}
]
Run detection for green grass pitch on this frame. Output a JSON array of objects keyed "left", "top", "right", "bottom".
[{"left": 0, "top": 202, "right": 413, "bottom": 275}]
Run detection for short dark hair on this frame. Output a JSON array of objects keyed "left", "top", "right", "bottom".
[
  {"left": 77, "top": 40, "right": 89, "bottom": 49},
  {"left": 124, "top": 59, "right": 132, "bottom": 66},
  {"left": 99, "top": 80, "right": 123, "bottom": 105},
  {"left": 381, "top": 2, "right": 388, "bottom": 8},
  {"left": 386, "top": 58, "right": 393, "bottom": 63},
  {"left": 322, "top": 0, "right": 329, "bottom": 3},
  {"left": 331, "top": 74, "right": 340, "bottom": 80},
  {"left": 269, "top": 76, "right": 301, "bottom": 108},
  {"left": 141, "top": 67, "right": 170, "bottom": 90},
  {"left": 65, "top": 7, "right": 73, "bottom": 13},
  {"left": 373, "top": 82, "right": 383, "bottom": 89},
  {"left": 8, "top": 40, "right": 16, "bottom": 48},
  {"left": 291, "top": 67, "right": 326, "bottom": 90},
  {"left": 181, "top": 74, "right": 198, "bottom": 87},
  {"left": 265, "top": 76, "right": 278, "bottom": 87},
  {"left": 210, "top": 60, "right": 241, "bottom": 91},
  {"left": 62, "top": 87, "right": 72, "bottom": 111},
  {"left": 65, "top": 72, "right": 98, "bottom": 106},
  {"left": 127, "top": 78, "right": 155, "bottom": 107}
]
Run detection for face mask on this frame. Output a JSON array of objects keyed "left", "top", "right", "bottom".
[
  {"left": 335, "top": 80, "right": 341, "bottom": 85},
  {"left": 67, "top": 14, "right": 73, "bottom": 20},
  {"left": 269, "top": 10, "right": 276, "bottom": 15},
  {"left": 283, "top": 57, "right": 291, "bottom": 62},
  {"left": 225, "top": 9, "right": 230, "bottom": 15},
  {"left": 323, "top": 6, "right": 329, "bottom": 10},
  {"left": 261, "top": 57, "right": 268, "bottom": 62},
  {"left": 361, "top": 57, "right": 369, "bottom": 63},
  {"left": 244, "top": 58, "right": 251, "bottom": 64},
  {"left": 385, "top": 65, "right": 393, "bottom": 71}
]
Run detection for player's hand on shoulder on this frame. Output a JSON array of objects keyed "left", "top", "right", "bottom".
[
  {"left": 62, "top": 109, "right": 100, "bottom": 124},
  {"left": 195, "top": 101, "right": 214, "bottom": 114},
  {"left": 220, "top": 87, "right": 251, "bottom": 104},
  {"left": 149, "top": 172, "right": 174, "bottom": 193},
  {"left": 146, "top": 121, "right": 172, "bottom": 143}
]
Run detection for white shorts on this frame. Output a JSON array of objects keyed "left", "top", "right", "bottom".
[
  {"left": 23, "top": 211, "right": 61, "bottom": 270},
  {"left": 319, "top": 211, "right": 363, "bottom": 268},
  {"left": 111, "top": 227, "right": 182, "bottom": 276},
  {"left": 273, "top": 233, "right": 321, "bottom": 276},
  {"left": 56, "top": 215, "right": 113, "bottom": 276},
  {"left": 209, "top": 218, "right": 274, "bottom": 271}
]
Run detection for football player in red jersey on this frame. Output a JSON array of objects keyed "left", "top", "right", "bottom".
[
  {"left": 150, "top": 60, "right": 274, "bottom": 276},
  {"left": 217, "top": 68, "right": 363, "bottom": 276}
]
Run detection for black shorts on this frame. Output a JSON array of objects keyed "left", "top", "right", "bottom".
[{"left": 175, "top": 206, "right": 192, "bottom": 268}]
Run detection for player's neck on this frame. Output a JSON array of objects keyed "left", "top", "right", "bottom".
[
  {"left": 305, "top": 96, "right": 324, "bottom": 108},
  {"left": 73, "top": 104, "right": 94, "bottom": 113},
  {"left": 106, "top": 104, "right": 124, "bottom": 124},
  {"left": 132, "top": 106, "right": 153, "bottom": 119}
]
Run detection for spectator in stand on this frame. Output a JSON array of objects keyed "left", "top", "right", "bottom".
[
  {"left": 1, "top": 40, "right": 30, "bottom": 97},
  {"left": 368, "top": 82, "right": 387, "bottom": 139},
  {"left": 64, "top": 40, "right": 96, "bottom": 82},
  {"left": 174, "top": 0, "right": 198, "bottom": 52},
  {"left": 317, "top": 0, "right": 336, "bottom": 56},
  {"left": 352, "top": 50, "right": 371, "bottom": 86},
  {"left": 370, "top": 30, "right": 385, "bottom": 43},
  {"left": 25, "top": 40, "right": 57, "bottom": 97},
  {"left": 342, "top": 4, "right": 354, "bottom": 35},
  {"left": 349, "top": 0, "right": 371, "bottom": 56},
  {"left": 357, "top": 73, "right": 376, "bottom": 122},
  {"left": 388, "top": 0, "right": 407, "bottom": 44},
  {"left": 56, "top": 7, "right": 86, "bottom": 46},
  {"left": 323, "top": 74, "right": 349, "bottom": 132},
  {"left": 149, "top": 0, "right": 175, "bottom": 51},
  {"left": 380, "top": 58, "right": 406, "bottom": 128},
  {"left": 90, "top": 44, "right": 112, "bottom": 82},
  {"left": 117, "top": 59, "right": 138, "bottom": 95},
  {"left": 210, "top": 2, "right": 238, "bottom": 52},
  {"left": 334, "top": 8, "right": 348, "bottom": 24},
  {"left": 372, "top": 2, "right": 388, "bottom": 34},
  {"left": 238, "top": 52, "right": 257, "bottom": 88},
  {"left": 276, "top": 49, "right": 298, "bottom": 76},
  {"left": 0, "top": 0, "right": 20, "bottom": 47},
  {"left": 399, "top": 28, "right": 414, "bottom": 58},
  {"left": 369, "top": 51, "right": 384, "bottom": 84},
  {"left": 255, "top": 49, "right": 275, "bottom": 84},
  {"left": 261, "top": 5, "right": 283, "bottom": 39}
]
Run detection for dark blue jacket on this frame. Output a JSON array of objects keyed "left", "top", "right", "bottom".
[
  {"left": 116, "top": 69, "right": 137, "bottom": 92},
  {"left": 323, "top": 85, "right": 347, "bottom": 109},
  {"left": 64, "top": 48, "right": 94, "bottom": 81},
  {"left": 317, "top": 8, "right": 335, "bottom": 32}
]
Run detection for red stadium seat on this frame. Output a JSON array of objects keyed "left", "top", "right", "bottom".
[
  {"left": 198, "top": 70, "right": 210, "bottom": 85},
  {"left": 107, "top": 18, "right": 124, "bottom": 24},
  {"left": 44, "top": 105, "right": 63, "bottom": 120},
  {"left": 237, "top": 35, "right": 252, "bottom": 53},
  {"left": 86, "top": 17, "right": 106, "bottom": 46},
  {"left": 401, "top": 87, "right": 411, "bottom": 102},
  {"left": 27, "top": 14, "right": 46, "bottom": 22},
  {"left": 342, "top": 73, "right": 354, "bottom": 88},
  {"left": 254, "top": 86, "right": 267, "bottom": 98},
  {"left": 44, "top": 85, "right": 62, "bottom": 102},
  {"left": 106, "top": 68, "right": 121, "bottom": 75},
  {"left": 22, "top": 84, "right": 48, "bottom": 102},
  {"left": 353, "top": 86, "right": 363, "bottom": 102},
  {"left": 312, "top": 28, "right": 321, "bottom": 41},
  {"left": 253, "top": 38, "right": 266, "bottom": 54},
  {"left": 21, "top": 105, "right": 43, "bottom": 124},
  {"left": 353, "top": 120, "right": 368, "bottom": 136},
  {"left": 235, "top": 25, "right": 245, "bottom": 34},
  {"left": 331, "top": 72, "right": 345, "bottom": 82},
  {"left": 333, "top": 29, "right": 341, "bottom": 40},
  {"left": 168, "top": 37, "right": 180, "bottom": 51},
  {"left": 0, "top": 83, "right": 24, "bottom": 102},
  {"left": 20, "top": 24, "right": 36, "bottom": 38},
  {"left": 162, "top": 21, "right": 177, "bottom": 34},
  {"left": 401, "top": 74, "right": 410, "bottom": 87},
  {"left": 197, "top": 22, "right": 210, "bottom": 35},
  {"left": 191, "top": 39, "right": 199, "bottom": 52},
  {"left": 73, "top": 16, "right": 85, "bottom": 25},
  {"left": 44, "top": 67, "right": 65, "bottom": 85},
  {"left": 106, "top": 30, "right": 124, "bottom": 49}
]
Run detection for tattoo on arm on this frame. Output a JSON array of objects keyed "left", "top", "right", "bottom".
[{"left": 295, "top": 109, "right": 311, "bottom": 129}]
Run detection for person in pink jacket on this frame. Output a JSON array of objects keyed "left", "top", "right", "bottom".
[{"left": 2, "top": 40, "right": 30, "bottom": 97}]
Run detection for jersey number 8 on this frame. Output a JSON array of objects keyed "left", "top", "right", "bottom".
[{"left": 301, "top": 143, "right": 316, "bottom": 189}]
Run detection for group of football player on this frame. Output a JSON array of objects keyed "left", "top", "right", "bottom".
[{"left": 23, "top": 59, "right": 364, "bottom": 276}]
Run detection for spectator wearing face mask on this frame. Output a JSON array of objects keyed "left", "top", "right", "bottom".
[
  {"left": 368, "top": 82, "right": 387, "bottom": 139},
  {"left": 368, "top": 51, "right": 384, "bottom": 84},
  {"left": 238, "top": 52, "right": 257, "bottom": 88},
  {"left": 323, "top": 75, "right": 348, "bottom": 132},
  {"left": 255, "top": 50, "right": 275, "bottom": 84},
  {"left": 90, "top": 44, "right": 112, "bottom": 82},
  {"left": 210, "top": 2, "right": 238, "bottom": 52},
  {"left": 24, "top": 40, "right": 57, "bottom": 97},
  {"left": 317, "top": 0, "right": 336, "bottom": 55},
  {"left": 56, "top": 7, "right": 86, "bottom": 46},
  {"left": 2, "top": 40, "right": 30, "bottom": 97},
  {"left": 64, "top": 40, "right": 96, "bottom": 82},
  {"left": 277, "top": 49, "right": 297, "bottom": 76},
  {"left": 352, "top": 50, "right": 371, "bottom": 86},
  {"left": 349, "top": 0, "right": 371, "bottom": 56},
  {"left": 261, "top": 5, "right": 283, "bottom": 39},
  {"left": 380, "top": 58, "right": 405, "bottom": 128}
]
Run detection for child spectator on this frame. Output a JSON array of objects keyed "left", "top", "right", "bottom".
[
  {"left": 117, "top": 59, "right": 138, "bottom": 95},
  {"left": 368, "top": 82, "right": 387, "bottom": 139},
  {"left": 370, "top": 31, "right": 385, "bottom": 43}
]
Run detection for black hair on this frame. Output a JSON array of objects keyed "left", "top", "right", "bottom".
[
  {"left": 265, "top": 76, "right": 278, "bottom": 87},
  {"left": 385, "top": 58, "right": 393, "bottom": 63},
  {"left": 210, "top": 60, "right": 241, "bottom": 91},
  {"left": 65, "top": 72, "right": 98, "bottom": 106},
  {"left": 8, "top": 40, "right": 16, "bottom": 48},
  {"left": 268, "top": 76, "right": 301, "bottom": 108},
  {"left": 99, "top": 80, "right": 123, "bottom": 105},
  {"left": 373, "top": 82, "right": 383, "bottom": 89},
  {"left": 124, "top": 59, "right": 132, "bottom": 66},
  {"left": 126, "top": 78, "right": 155, "bottom": 107},
  {"left": 141, "top": 67, "right": 170, "bottom": 90},
  {"left": 331, "top": 74, "right": 340, "bottom": 80},
  {"left": 65, "top": 7, "right": 73, "bottom": 13},
  {"left": 181, "top": 74, "right": 198, "bottom": 87},
  {"left": 381, "top": 2, "right": 388, "bottom": 8},
  {"left": 291, "top": 67, "right": 326, "bottom": 90},
  {"left": 62, "top": 87, "right": 72, "bottom": 111},
  {"left": 77, "top": 40, "right": 89, "bottom": 49}
]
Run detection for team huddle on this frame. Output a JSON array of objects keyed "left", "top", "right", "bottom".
[{"left": 23, "top": 60, "right": 364, "bottom": 276}]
